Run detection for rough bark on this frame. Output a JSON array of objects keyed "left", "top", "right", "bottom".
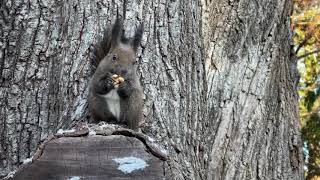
[
  {"left": 0, "top": 0, "right": 303, "bottom": 179},
  {"left": 202, "top": 0, "right": 303, "bottom": 179}
]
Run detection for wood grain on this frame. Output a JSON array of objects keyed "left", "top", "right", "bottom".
[{"left": 11, "top": 135, "right": 167, "bottom": 180}]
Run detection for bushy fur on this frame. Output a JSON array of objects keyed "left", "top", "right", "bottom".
[{"left": 88, "top": 18, "right": 143, "bottom": 131}]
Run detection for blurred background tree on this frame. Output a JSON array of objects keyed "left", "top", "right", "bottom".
[{"left": 293, "top": 0, "right": 320, "bottom": 179}]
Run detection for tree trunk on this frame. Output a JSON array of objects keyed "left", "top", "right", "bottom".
[{"left": 0, "top": 0, "right": 304, "bottom": 179}]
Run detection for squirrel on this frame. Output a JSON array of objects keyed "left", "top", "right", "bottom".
[{"left": 88, "top": 18, "right": 143, "bottom": 131}]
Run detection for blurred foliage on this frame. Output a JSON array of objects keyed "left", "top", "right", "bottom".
[{"left": 293, "top": 0, "right": 320, "bottom": 179}]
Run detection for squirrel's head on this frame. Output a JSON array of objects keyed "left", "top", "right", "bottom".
[{"left": 96, "top": 18, "right": 143, "bottom": 77}]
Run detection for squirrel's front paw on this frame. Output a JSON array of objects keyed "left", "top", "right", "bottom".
[
  {"left": 104, "top": 78, "right": 114, "bottom": 90},
  {"left": 117, "top": 81, "right": 131, "bottom": 97}
]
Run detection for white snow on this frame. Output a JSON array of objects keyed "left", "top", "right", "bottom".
[
  {"left": 97, "top": 122, "right": 120, "bottom": 129},
  {"left": 148, "top": 137, "right": 155, "bottom": 143},
  {"left": 160, "top": 148, "right": 168, "bottom": 155},
  {"left": 22, "top": 157, "right": 33, "bottom": 164},
  {"left": 99, "top": 123, "right": 111, "bottom": 128},
  {"left": 67, "top": 176, "right": 81, "bottom": 180},
  {"left": 151, "top": 142, "right": 168, "bottom": 156},
  {"left": 57, "top": 128, "right": 75, "bottom": 134},
  {"left": 113, "top": 156, "right": 148, "bottom": 174},
  {"left": 88, "top": 129, "right": 96, "bottom": 135}
]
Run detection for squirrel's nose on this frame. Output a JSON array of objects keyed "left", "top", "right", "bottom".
[
  {"left": 114, "top": 65, "right": 129, "bottom": 75},
  {"left": 121, "top": 69, "right": 128, "bottom": 74}
]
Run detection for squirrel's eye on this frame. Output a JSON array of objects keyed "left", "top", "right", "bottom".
[{"left": 112, "top": 54, "right": 117, "bottom": 61}]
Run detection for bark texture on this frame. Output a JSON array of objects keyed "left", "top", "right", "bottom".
[
  {"left": 202, "top": 0, "right": 303, "bottom": 179},
  {"left": 0, "top": 0, "right": 303, "bottom": 179}
]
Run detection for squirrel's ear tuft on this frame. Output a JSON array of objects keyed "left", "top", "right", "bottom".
[
  {"left": 132, "top": 24, "right": 143, "bottom": 51},
  {"left": 111, "top": 18, "right": 123, "bottom": 48},
  {"left": 92, "top": 29, "right": 112, "bottom": 67}
]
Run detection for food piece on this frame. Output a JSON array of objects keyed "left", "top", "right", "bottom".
[
  {"left": 118, "top": 77, "right": 124, "bottom": 83},
  {"left": 112, "top": 74, "right": 119, "bottom": 79},
  {"left": 111, "top": 74, "right": 125, "bottom": 88}
]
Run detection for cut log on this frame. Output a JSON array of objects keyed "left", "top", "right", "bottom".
[{"left": 8, "top": 123, "right": 168, "bottom": 180}]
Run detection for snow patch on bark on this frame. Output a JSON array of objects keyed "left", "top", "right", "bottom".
[
  {"left": 113, "top": 156, "right": 148, "bottom": 174},
  {"left": 67, "top": 176, "right": 81, "bottom": 180},
  {"left": 151, "top": 142, "right": 168, "bottom": 156},
  {"left": 22, "top": 157, "right": 33, "bottom": 164},
  {"left": 57, "top": 128, "right": 76, "bottom": 134},
  {"left": 88, "top": 127, "right": 96, "bottom": 135},
  {"left": 148, "top": 137, "right": 155, "bottom": 142}
]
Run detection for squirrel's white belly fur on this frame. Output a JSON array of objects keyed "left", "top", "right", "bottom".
[{"left": 102, "top": 89, "right": 120, "bottom": 121}]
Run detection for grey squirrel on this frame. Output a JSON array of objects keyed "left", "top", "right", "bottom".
[{"left": 88, "top": 18, "right": 143, "bottom": 131}]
